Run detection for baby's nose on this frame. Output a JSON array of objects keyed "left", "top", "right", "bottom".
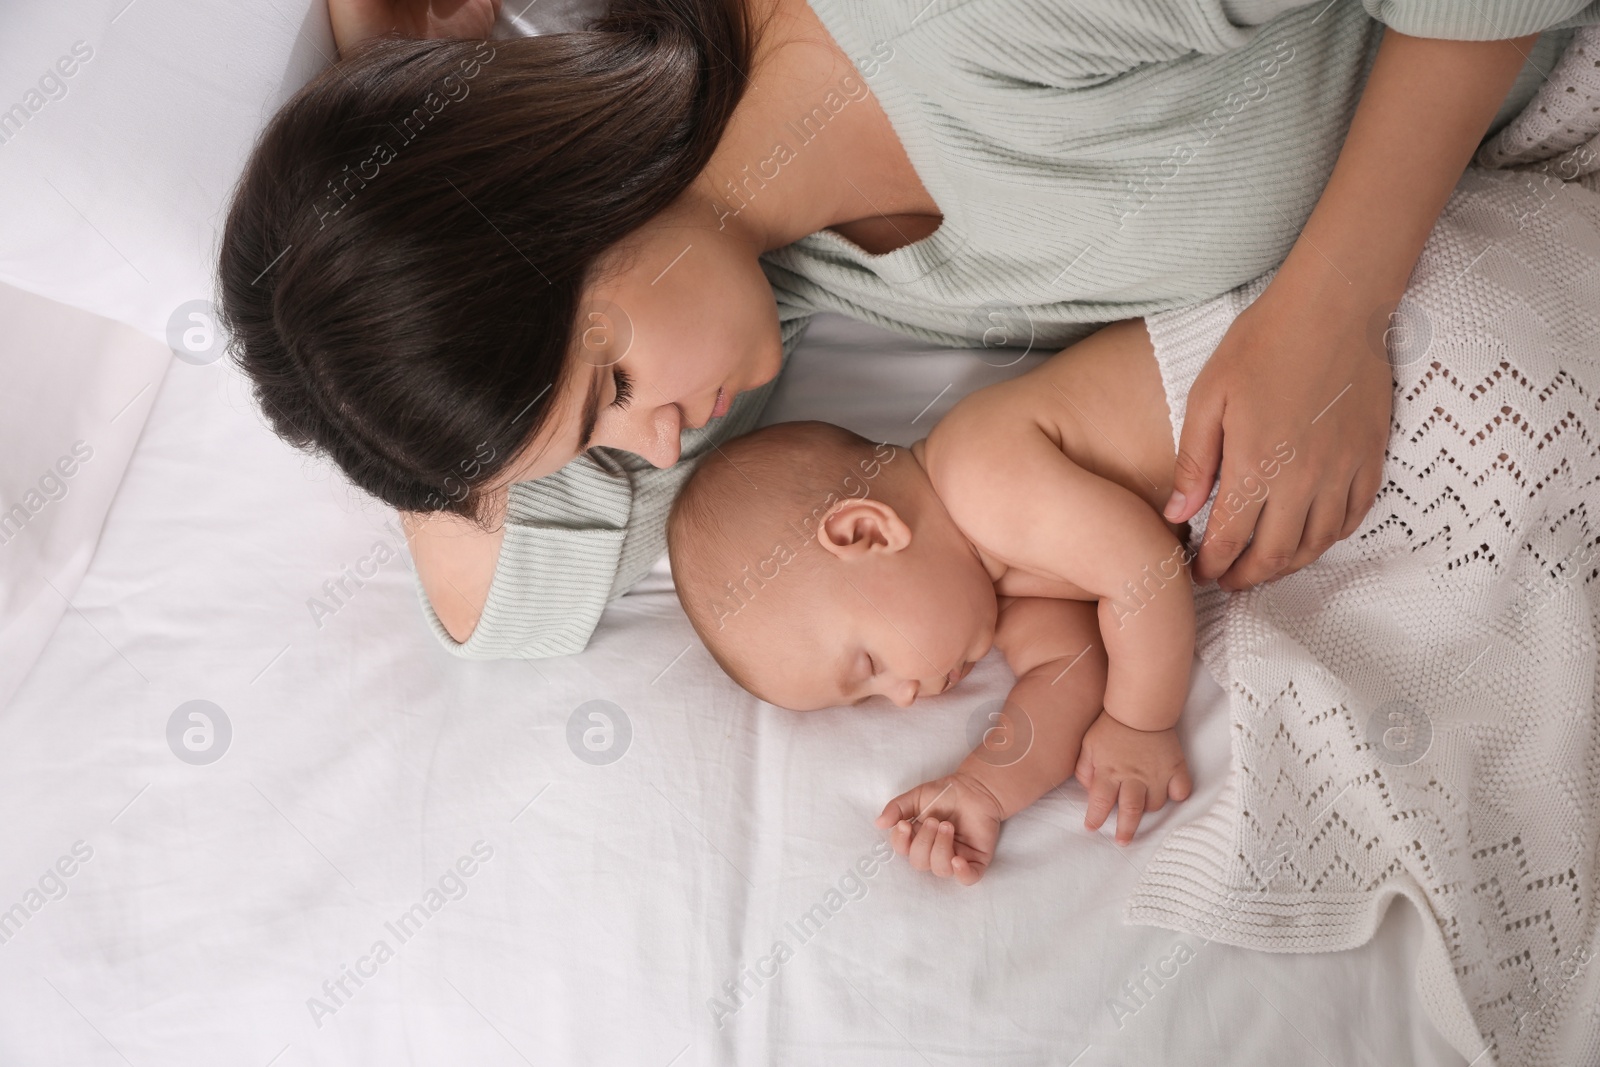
[{"left": 889, "top": 679, "right": 919, "bottom": 708}]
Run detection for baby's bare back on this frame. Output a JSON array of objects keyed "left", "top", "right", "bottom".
[{"left": 925, "top": 317, "right": 1187, "bottom": 584}]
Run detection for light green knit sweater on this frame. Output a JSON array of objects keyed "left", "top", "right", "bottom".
[{"left": 417, "top": 0, "right": 1599, "bottom": 659}]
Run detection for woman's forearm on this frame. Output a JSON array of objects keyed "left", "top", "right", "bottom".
[{"left": 1276, "top": 29, "right": 1539, "bottom": 312}]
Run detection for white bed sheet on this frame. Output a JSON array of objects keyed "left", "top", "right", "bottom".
[{"left": 0, "top": 312, "right": 1465, "bottom": 1066}]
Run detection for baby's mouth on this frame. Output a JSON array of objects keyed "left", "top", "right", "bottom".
[{"left": 944, "top": 660, "right": 974, "bottom": 693}]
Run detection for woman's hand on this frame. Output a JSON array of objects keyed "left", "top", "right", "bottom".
[
  {"left": 1165, "top": 269, "right": 1392, "bottom": 591},
  {"left": 328, "top": 0, "right": 502, "bottom": 57},
  {"left": 1163, "top": 28, "right": 1539, "bottom": 591}
]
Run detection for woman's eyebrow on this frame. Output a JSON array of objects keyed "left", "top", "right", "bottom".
[{"left": 577, "top": 365, "right": 605, "bottom": 450}]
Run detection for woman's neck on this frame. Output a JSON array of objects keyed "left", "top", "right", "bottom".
[{"left": 685, "top": 0, "right": 940, "bottom": 253}]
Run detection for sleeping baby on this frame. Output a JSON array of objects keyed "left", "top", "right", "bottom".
[{"left": 668, "top": 318, "right": 1236, "bottom": 883}]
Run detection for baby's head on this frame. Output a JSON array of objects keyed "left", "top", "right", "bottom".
[{"left": 668, "top": 421, "right": 998, "bottom": 710}]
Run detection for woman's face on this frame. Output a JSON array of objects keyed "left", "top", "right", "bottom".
[{"left": 497, "top": 203, "right": 786, "bottom": 485}]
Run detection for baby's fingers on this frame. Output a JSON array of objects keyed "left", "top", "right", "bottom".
[
  {"left": 1169, "top": 764, "right": 1194, "bottom": 803},
  {"left": 1115, "top": 781, "right": 1148, "bottom": 845},
  {"left": 885, "top": 818, "right": 915, "bottom": 858},
  {"left": 876, "top": 795, "right": 917, "bottom": 830},
  {"left": 929, "top": 821, "right": 958, "bottom": 878},
  {"left": 907, "top": 818, "right": 943, "bottom": 872},
  {"left": 1075, "top": 748, "right": 1094, "bottom": 791},
  {"left": 951, "top": 854, "right": 985, "bottom": 886},
  {"left": 1084, "top": 776, "right": 1119, "bottom": 833}
]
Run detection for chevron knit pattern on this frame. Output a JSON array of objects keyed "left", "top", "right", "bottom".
[{"left": 1128, "top": 156, "right": 1600, "bottom": 1065}]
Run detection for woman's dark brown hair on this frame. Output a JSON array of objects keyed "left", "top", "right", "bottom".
[{"left": 216, "top": 0, "right": 764, "bottom": 521}]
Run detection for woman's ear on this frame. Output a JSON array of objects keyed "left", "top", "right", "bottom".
[{"left": 816, "top": 498, "right": 911, "bottom": 560}]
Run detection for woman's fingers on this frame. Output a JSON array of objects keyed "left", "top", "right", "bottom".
[
  {"left": 1194, "top": 464, "right": 1269, "bottom": 583},
  {"left": 1341, "top": 459, "right": 1384, "bottom": 539},
  {"left": 1215, "top": 476, "right": 1306, "bottom": 590},
  {"left": 1282, "top": 486, "right": 1350, "bottom": 576},
  {"left": 1166, "top": 377, "right": 1226, "bottom": 526}
]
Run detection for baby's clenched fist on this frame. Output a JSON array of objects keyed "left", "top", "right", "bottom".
[{"left": 875, "top": 772, "right": 1005, "bottom": 885}]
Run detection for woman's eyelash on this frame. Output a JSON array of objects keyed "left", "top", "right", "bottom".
[{"left": 609, "top": 367, "right": 633, "bottom": 410}]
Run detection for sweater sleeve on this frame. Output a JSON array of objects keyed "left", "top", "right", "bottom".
[
  {"left": 1360, "top": 0, "right": 1599, "bottom": 38},
  {"left": 413, "top": 294, "right": 815, "bottom": 660}
]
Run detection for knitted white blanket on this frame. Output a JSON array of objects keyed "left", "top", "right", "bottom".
[{"left": 1127, "top": 33, "right": 1600, "bottom": 1067}]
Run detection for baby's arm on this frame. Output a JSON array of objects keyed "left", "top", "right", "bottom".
[
  {"left": 936, "top": 423, "right": 1196, "bottom": 737},
  {"left": 986, "top": 599, "right": 1192, "bottom": 845},
  {"left": 961, "top": 597, "right": 1107, "bottom": 817},
  {"left": 876, "top": 598, "right": 1108, "bottom": 883}
]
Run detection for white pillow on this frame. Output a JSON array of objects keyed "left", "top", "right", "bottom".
[
  {"left": 0, "top": 0, "right": 599, "bottom": 348},
  {"left": 0, "top": 4, "right": 334, "bottom": 345},
  {"left": 0, "top": 283, "right": 170, "bottom": 708},
  {"left": 0, "top": 2, "right": 603, "bottom": 702}
]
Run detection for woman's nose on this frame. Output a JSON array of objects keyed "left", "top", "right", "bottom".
[{"left": 604, "top": 403, "right": 682, "bottom": 468}]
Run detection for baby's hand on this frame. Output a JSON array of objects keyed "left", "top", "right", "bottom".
[
  {"left": 1074, "top": 714, "right": 1193, "bottom": 845},
  {"left": 875, "top": 773, "right": 1004, "bottom": 886}
]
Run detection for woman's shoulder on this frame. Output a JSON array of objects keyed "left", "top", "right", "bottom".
[{"left": 812, "top": 0, "right": 1328, "bottom": 91}]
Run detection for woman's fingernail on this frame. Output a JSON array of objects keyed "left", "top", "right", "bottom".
[{"left": 1163, "top": 490, "right": 1186, "bottom": 520}]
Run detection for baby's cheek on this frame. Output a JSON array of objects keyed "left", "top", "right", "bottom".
[{"left": 915, "top": 595, "right": 979, "bottom": 656}]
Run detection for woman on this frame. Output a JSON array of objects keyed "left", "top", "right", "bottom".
[{"left": 217, "top": 0, "right": 1594, "bottom": 658}]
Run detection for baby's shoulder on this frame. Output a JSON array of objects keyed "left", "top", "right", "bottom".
[
  {"left": 925, "top": 383, "right": 1045, "bottom": 495},
  {"left": 923, "top": 385, "right": 1067, "bottom": 554}
]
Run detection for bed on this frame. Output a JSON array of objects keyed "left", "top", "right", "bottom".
[
  {"left": 14, "top": 1, "right": 1594, "bottom": 1062},
  {"left": 0, "top": 299, "right": 1466, "bottom": 1065}
]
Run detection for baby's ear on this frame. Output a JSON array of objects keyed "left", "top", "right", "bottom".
[{"left": 817, "top": 498, "right": 911, "bottom": 559}]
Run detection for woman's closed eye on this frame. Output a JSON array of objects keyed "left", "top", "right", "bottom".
[{"left": 610, "top": 366, "right": 634, "bottom": 409}]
